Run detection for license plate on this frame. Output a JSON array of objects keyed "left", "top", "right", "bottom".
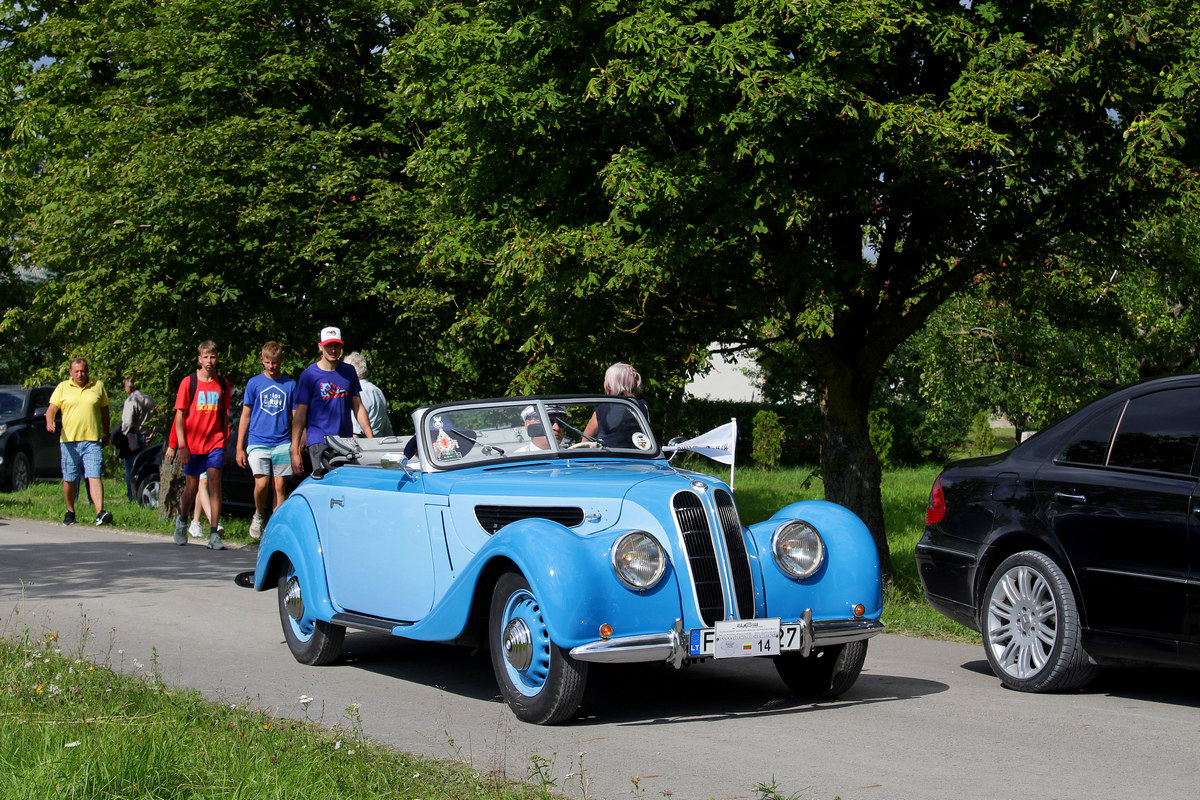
[{"left": 688, "top": 618, "right": 801, "bottom": 659}]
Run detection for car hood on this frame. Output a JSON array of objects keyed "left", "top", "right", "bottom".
[{"left": 438, "top": 459, "right": 723, "bottom": 537}]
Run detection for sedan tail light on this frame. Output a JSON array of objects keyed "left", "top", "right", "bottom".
[{"left": 926, "top": 474, "right": 946, "bottom": 525}]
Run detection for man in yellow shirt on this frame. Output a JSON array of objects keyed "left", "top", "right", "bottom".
[{"left": 46, "top": 357, "right": 113, "bottom": 526}]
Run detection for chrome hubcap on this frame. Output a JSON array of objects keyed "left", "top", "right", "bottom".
[
  {"left": 503, "top": 617, "right": 533, "bottom": 671},
  {"left": 285, "top": 576, "right": 305, "bottom": 622}
]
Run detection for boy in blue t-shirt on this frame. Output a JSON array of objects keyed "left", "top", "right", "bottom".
[
  {"left": 235, "top": 341, "right": 297, "bottom": 538},
  {"left": 290, "top": 326, "right": 374, "bottom": 476}
]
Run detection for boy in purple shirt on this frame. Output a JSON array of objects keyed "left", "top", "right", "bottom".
[{"left": 290, "top": 326, "right": 373, "bottom": 475}]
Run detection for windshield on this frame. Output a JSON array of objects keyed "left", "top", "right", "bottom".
[
  {"left": 415, "top": 397, "right": 657, "bottom": 469},
  {"left": 0, "top": 390, "right": 24, "bottom": 419}
]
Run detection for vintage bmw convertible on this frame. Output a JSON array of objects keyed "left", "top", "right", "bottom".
[{"left": 251, "top": 396, "right": 883, "bottom": 724}]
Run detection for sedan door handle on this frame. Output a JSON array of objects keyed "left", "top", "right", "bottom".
[
  {"left": 1054, "top": 491, "right": 1087, "bottom": 505},
  {"left": 330, "top": 497, "right": 344, "bottom": 508}
]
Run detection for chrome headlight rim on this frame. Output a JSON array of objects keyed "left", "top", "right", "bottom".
[
  {"left": 772, "top": 520, "right": 825, "bottom": 580},
  {"left": 611, "top": 530, "right": 667, "bottom": 591}
]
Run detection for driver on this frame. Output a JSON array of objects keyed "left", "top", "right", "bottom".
[{"left": 515, "top": 405, "right": 565, "bottom": 452}]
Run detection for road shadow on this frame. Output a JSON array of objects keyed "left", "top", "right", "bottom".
[
  {"left": 960, "top": 657, "right": 1200, "bottom": 707},
  {"left": 0, "top": 533, "right": 258, "bottom": 601},
  {"left": 326, "top": 631, "right": 947, "bottom": 725}
]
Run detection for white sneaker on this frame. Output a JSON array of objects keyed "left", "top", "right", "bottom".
[
  {"left": 249, "top": 514, "right": 265, "bottom": 540},
  {"left": 188, "top": 520, "right": 203, "bottom": 538}
]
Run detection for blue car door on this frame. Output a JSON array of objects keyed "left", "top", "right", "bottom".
[{"left": 307, "top": 473, "right": 437, "bottom": 621}]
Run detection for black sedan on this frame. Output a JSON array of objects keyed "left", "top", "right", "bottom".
[
  {"left": 916, "top": 373, "right": 1200, "bottom": 692},
  {"left": 0, "top": 385, "right": 59, "bottom": 491}
]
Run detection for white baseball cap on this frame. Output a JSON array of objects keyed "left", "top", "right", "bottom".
[{"left": 319, "top": 326, "right": 343, "bottom": 345}]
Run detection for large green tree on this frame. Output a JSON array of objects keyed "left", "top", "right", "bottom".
[
  {"left": 393, "top": 0, "right": 1200, "bottom": 573},
  {"left": 0, "top": 0, "right": 451, "bottom": 403}
]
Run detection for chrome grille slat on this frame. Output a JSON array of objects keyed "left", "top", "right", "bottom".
[
  {"left": 672, "top": 492, "right": 724, "bottom": 625},
  {"left": 715, "top": 489, "right": 755, "bottom": 618}
]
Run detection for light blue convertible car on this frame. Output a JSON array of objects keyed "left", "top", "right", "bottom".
[{"left": 252, "top": 396, "right": 883, "bottom": 724}]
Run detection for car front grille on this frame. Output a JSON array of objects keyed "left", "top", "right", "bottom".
[{"left": 672, "top": 489, "right": 755, "bottom": 626}]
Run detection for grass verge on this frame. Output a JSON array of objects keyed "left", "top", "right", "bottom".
[{"left": 0, "top": 628, "right": 555, "bottom": 800}]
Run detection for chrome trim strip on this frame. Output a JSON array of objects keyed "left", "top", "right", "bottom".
[{"left": 1084, "top": 567, "right": 1189, "bottom": 586}]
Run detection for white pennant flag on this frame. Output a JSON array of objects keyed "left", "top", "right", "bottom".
[{"left": 664, "top": 419, "right": 737, "bottom": 465}]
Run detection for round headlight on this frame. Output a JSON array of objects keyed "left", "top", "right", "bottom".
[
  {"left": 612, "top": 531, "right": 667, "bottom": 590},
  {"left": 772, "top": 520, "right": 825, "bottom": 580}
]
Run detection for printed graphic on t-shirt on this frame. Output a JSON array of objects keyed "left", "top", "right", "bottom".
[
  {"left": 258, "top": 385, "right": 289, "bottom": 416},
  {"left": 319, "top": 382, "right": 348, "bottom": 400},
  {"left": 196, "top": 390, "right": 222, "bottom": 412}
]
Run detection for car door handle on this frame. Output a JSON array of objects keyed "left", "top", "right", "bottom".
[
  {"left": 330, "top": 497, "right": 344, "bottom": 508},
  {"left": 1054, "top": 492, "right": 1087, "bottom": 505}
]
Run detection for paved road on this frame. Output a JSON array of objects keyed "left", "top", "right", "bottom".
[{"left": 2, "top": 516, "right": 1198, "bottom": 800}]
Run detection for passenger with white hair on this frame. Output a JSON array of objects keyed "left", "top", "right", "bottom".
[{"left": 583, "top": 363, "right": 649, "bottom": 447}]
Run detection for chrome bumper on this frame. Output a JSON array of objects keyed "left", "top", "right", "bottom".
[{"left": 569, "top": 613, "right": 884, "bottom": 668}]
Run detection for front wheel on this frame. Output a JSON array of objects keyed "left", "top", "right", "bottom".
[
  {"left": 489, "top": 571, "right": 587, "bottom": 725},
  {"left": 981, "top": 550, "right": 1097, "bottom": 692},
  {"left": 277, "top": 562, "right": 345, "bottom": 666},
  {"left": 774, "top": 640, "right": 868, "bottom": 699},
  {"left": 136, "top": 473, "right": 160, "bottom": 509}
]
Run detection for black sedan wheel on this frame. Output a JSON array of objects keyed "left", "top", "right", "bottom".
[
  {"left": 488, "top": 570, "right": 587, "bottom": 725},
  {"left": 982, "top": 550, "right": 1098, "bottom": 692},
  {"left": 8, "top": 451, "right": 32, "bottom": 492},
  {"left": 774, "top": 640, "right": 868, "bottom": 699},
  {"left": 136, "top": 473, "right": 160, "bottom": 509}
]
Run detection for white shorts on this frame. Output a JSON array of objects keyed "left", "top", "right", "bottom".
[{"left": 247, "top": 442, "right": 294, "bottom": 477}]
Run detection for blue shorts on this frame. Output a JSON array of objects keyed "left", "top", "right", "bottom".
[
  {"left": 184, "top": 448, "right": 225, "bottom": 477},
  {"left": 60, "top": 441, "right": 103, "bottom": 482}
]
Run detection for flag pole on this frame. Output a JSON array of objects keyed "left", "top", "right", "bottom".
[{"left": 729, "top": 417, "right": 737, "bottom": 490}]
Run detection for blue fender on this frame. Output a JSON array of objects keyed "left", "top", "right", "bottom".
[
  {"left": 400, "top": 517, "right": 685, "bottom": 649},
  {"left": 747, "top": 500, "right": 883, "bottom": 622},
  {"left": 251, "top": 495, "right": 338, "bottom": 624}
]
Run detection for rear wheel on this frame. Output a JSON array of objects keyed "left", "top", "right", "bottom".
[
  {"left": 981, "top": 550, "right": 1097, "bottom": 692},
  {"left": 489, "top": 570, "right": 587, "bottom": 724},
  {"left": 277, "top": 561, "right": 345, "bottom": 666},
  {"left": 774, "top": 640, "right": 868, "bottom": 699}
]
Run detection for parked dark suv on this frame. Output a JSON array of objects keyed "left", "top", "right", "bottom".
[
  {"left": 916, "top": 373, "right": 1200, "bottom": 693},
  {"left": 0, "top": 385, "right": 59, "bottom": 491}
]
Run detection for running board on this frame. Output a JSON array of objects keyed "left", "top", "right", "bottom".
[{"left": 330, "top": 612, "right": 412, "bottom": 634}]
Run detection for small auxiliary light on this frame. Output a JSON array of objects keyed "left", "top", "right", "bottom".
[
  {"left": 599, "top": 623, "right": 613, "bottom": 640},
  {"left": 852, "top": 604, "right": 866, "bottom": 618}
]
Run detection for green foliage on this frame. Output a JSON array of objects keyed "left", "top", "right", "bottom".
[
  {"left": 967, "top": 411, "right": 995, "bottom": 457},
  {"left": 750, "top": 409, "right": 785, "bottom": 468}
]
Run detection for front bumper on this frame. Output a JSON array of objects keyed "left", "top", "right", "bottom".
[{"left": 569, "top": 612, "right": 884, "bottom": 668}]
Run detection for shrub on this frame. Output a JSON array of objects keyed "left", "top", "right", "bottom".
[
  {"left": 968, "top": 410, "right": 994, "bottom": 456},
  {"left": 751, "top": 410, "right": 785, "bottom": 468},
  {"left": 869, "top": 408, "right": 895, "bottom": 469}
]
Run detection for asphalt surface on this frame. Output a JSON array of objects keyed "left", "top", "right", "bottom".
[{"left": 2, "top": 515, "right": 1198, "bottom": 800}]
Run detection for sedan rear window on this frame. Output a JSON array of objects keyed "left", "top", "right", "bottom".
[{"left": 1108, "top": 388, "right": 1200, "bottom": 475}]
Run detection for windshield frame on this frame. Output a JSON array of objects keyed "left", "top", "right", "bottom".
[{"left": 410, "top": 395, "right": 659, "bottom": 471}]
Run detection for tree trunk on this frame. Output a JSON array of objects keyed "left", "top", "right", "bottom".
[{"left": 817, "top": 370, "right": 894, "bottom": 579}]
